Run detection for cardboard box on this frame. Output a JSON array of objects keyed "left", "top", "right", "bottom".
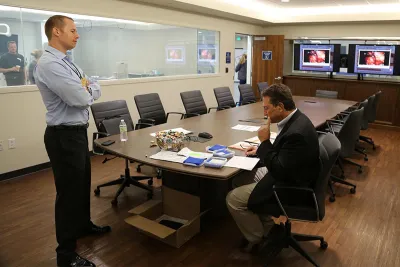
[{"left": 125, "top": 186, "right": 202, "bottom": 248}]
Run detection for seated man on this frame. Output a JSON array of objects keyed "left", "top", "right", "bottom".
[{"left": 226, "top": 83, "right": 320, "bottom": 252}]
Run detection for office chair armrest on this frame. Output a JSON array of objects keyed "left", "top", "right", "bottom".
[
  {"left": 166, "top": 111, "right": 186, "bottom": 120},
  {"left": 183, "top": 113, "right": 201, "bottom": 119},
  {"left": 135, "top": 122, "right": 154, "bottom": 130},
  {"left": 208, "top": 107, "right": 219, "bottom": 113},
  {"left": 272, "top": 185, "right": 319, "bottom": 221},
  {"left": 327, "top": 119, "right": 344, "bottom": 124},
  {"left": 92, "top": 132, "right": 111, "bottom": 156},
  {"left": 138, "top": 118, "right": 156, "bottom": 125},
  {"left": 217, "top": 106, "right": 233, "bottom": 111}
]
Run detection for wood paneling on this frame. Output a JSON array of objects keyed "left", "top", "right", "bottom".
[
  {"left": 252, "top": 35, "right": 284, "bottom": 99},
  {"left": 283, "top": 75, "right": 400, "bottom": 127},
  {"left": 1, "top": 128, "right": 400, "bottom": 267}
]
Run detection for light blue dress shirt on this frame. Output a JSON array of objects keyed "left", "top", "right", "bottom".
[
  {"left": 277, "top": 108, "right": 298, "bottom": 136},
  {"left": 35, "top": 46, "right": 101, "bottom": 126}
]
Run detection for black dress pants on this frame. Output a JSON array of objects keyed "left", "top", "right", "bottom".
[{"left": 44, "top": 125, "right": 91, "bottom": 260}]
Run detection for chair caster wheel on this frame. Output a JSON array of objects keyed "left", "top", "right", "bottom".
[
  {"left": 358, "top": 167, "right": 363, "bottom": 174},
  {"left": 111, "top": 199, "right": 118, "bottom": 205},
  {"left": 147, "top": 179, "right": 153, "bottom": 186},
  {"left": 320, "top": 241, "right": 328, "bottom": 249},
  {"left": 329, "top": 196, "right": 336, "bottom": 202},
  {"left": 364, "top": 157, "right": 368, "bottom": 161},
  {"left": 94, "top": 188, "right": 100, "bottom": 196},
  {"left": 350, "top": 187, "right": 356, "bottom": 194},
  {"left": 147, "top": 192, "right": 153, "bottom": 200},
  {"left": 137, "top": 166, "right": 141, "bottom": 173}
]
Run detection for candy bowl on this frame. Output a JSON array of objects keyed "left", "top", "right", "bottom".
[{"left": 155, "top": 130, "right": 187, "bottom": 152}]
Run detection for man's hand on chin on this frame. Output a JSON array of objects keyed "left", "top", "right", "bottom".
[{"left": 258, "top": 117, "right": 271, "bottom": 142}]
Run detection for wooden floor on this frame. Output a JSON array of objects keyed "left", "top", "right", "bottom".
[{"left": 1, "top": 128, "right": 399, "bottom": 267}]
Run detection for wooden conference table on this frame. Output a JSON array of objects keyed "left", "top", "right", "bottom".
[{"left": 96, "top": 96, "right": 356, "bottom": 216}]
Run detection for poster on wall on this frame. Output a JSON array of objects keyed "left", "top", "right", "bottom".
[
  {"left": 262, "top": 51, "right": 272, "bottom": 60},
  {"left": 166, "top": 46, "right": 185, "bottom": 63}
]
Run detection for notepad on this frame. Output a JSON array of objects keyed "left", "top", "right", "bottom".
[
  {"left": 177, "top": 147, "right": 213, "bottom": 159},
  {"left": 149, "top": 151, "right": 186, "bottom": 163},
  {"left": 225, "top": 156, "right": 260, "bottom": 171}
]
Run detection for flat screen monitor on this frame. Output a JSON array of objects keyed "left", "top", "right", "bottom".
[
  {"left": 166, "top": 46, "right": 185, "bottom": 63},
  {"left": 198, "top": 46, "right": 216, "bottom": 62},
  {"left": 294, "top": 44, "right": 341, "bottom": 72},
  {"left": 351, "top": 45, "right": 395, "bottom": 75}
]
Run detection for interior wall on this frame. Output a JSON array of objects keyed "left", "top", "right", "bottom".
[{"left": 0, "top": 0, "right": 262, "bottom": 174}]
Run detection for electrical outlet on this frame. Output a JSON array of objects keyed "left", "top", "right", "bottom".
[
  {"left": 8, "top": 138, "right": 16, "bottom": 149},
  {"left": 0, "top": 140, "right": 3, "bottom": 151}
]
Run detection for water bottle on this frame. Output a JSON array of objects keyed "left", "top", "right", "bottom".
[{"left": 119, "top": 119, "right": 128, "bottom": 141}]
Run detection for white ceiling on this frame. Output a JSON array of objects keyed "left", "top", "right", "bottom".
[{"left": 123, "top": 0, "right": 400, "bottom": 24}]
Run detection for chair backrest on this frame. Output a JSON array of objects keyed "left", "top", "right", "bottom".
[
  {"left": 134, "top": 93, "right": 167, "bottom": 125},
  {"left": 91, "top": 100, "right": 134, "bottom": 135},
  {"left": 213, "top": 87, "right": 236, "bottom": 109},
  {"left": 358, "top": 99, "right": 369, "bottom": 130},
  {"left": 370, "top": 91, "right": 381, "bottom": 122},
  {"left": 316, "top": 133, "right": 341, "bottom": 220},
  {"left": 336, "top": 107, "right": 364, "bottom": 158},
  {"left": 180, "top": 90, "right": 208, "bottom": 117},
  {"left": 316, "top": 90, "right": 338, "bottom": 99},
  {"left": 238, "top": 84, "right": 256, "bottom": 105},
  {"left": 257, "top": 82, "right": 269, "bottom": 100}
]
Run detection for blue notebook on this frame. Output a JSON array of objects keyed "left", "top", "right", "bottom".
[
  {"left": 183, "top": 156, "right": 205, "bottom": 167},
  {"left": 207, "top": 144, "right": 227, "bottom": 151}
]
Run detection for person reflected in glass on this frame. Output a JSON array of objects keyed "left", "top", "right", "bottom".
[
  {"left": 28, "top": 49, "right": 43, "bottom": 84},
  {"left": 0, "top": 41, "right": 25, "bottom": 86}
]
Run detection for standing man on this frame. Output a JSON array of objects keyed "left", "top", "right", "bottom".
[
  {"left": 0, "top": 41, "right": 25, "bottom": 86},
  {"left": 35, "top": 15, "right": 111, "bottom": 267}
]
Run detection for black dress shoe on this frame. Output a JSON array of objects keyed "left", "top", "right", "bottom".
[
  {"left": 58, "top": 255, "right": 96, "bottom": 267},
  {"left": 80, "top": 223, "right": 111, "bottom": 238}
]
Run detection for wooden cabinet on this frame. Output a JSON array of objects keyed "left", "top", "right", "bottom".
[{"left": 283, "top": 75, "right": 400, "bottom": 127}]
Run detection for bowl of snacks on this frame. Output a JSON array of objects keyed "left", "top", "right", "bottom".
[{"left": 155, "top": 130, "right": 187, "bottom": 152}]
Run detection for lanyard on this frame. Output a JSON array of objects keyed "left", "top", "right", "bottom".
[{"left": 45, "top": 50, "right": 82, "bottom": 79}]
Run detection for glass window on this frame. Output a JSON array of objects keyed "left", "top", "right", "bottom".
[{"left": 0, "top": 4, "right": 220, "bottom": 88}]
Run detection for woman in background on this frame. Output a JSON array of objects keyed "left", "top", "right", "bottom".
[
  {"left": 235, "top": 54, "right": 247, "bottom": 85},
  {"left": 28, "top": 49, "right": 43, "bottom": 84}
]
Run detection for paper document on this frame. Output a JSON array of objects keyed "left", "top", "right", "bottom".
[
  {"left": 225, "top": 156, "right": 260, "bottom": 171},
  {"left": 177, "top": 147, "right": 213, "bottom": 159},
  {"left": 245, "top": 132, "right": 277, "bottom": 144},
  {"left": 231, "top": 124, "right": 260, "bottom": 132},
  {"left": 229, "top": 141, "right": 254, "bottom": 151},
  {"left": 149, "top": 151, "right": 186, "bottom": 163},
  {"left": 150, "top": 128, "right": 192, "bottom": 137}
]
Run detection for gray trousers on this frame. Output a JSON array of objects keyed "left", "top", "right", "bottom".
[{"left": 226, "top": 167, "right": 275, "bottom": 244}]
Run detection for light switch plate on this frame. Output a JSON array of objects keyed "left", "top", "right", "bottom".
[{"left": 8, "top": 138, "right": 16, "bottom": 149}]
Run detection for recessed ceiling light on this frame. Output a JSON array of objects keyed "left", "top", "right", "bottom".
[{"left": 281, "top": 0, "right": 290, "bottom": 2}]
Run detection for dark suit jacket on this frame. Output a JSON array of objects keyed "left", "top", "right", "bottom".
[{"left": 248, "top": 110, "right": 320, "bottom": 214}]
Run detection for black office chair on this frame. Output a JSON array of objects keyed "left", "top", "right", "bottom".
[
  {"left": 238, "top": 84, "right": 257, "bottom": 105},
  {"left": 257, "top": 82, "right": 269, "bottom": 101},
  {"left": 213, "top": 87, "right": 238, "bottom": 110},
  {"left": 324, "top": 107, "right": 364, "bottom": 201},
  {"left": 180, "top": 90, "right": 218, "bottom": 118},
  {"left": 259, "top": 133, "right": 340, "bottom": 267},
  {"left": 360, "top": 91, "right": 381, "bottom": 150},
  {"left": 134, "top": 93, "right": 185, "bottom": 126},
  {"left": 91, "top": 100, "right": 153, "bottom": 205},
  {"left": 315, "top": 89, "right": 338, "bottom": 99}
]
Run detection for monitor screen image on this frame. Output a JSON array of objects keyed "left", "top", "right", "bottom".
[
  {"left": 198, "top": 48, "right": 216, "bottom": 62},
  {"left": 354, "top": 45, "right": 395, "bottom": 75},
  {"left": 166, "top": 46, "right": 185, "bottom": 63},
  {"left": 299, "top": 44, "right": 334, "bottom": 72}
]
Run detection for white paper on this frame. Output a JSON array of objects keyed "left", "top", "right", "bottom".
[
  {"left": 150, "top": 128, "right": 192, "bottom": 137},
  {"left": 245, "top": 132, "right": 277, "bottom": 144},
  {"left": 177, "top": 147, "right": 213, "bottom": 159},
  {"left": 225, "top": 156, "right": 260, "bottom": 171},
  {"left": 149, "top": 151, "right": 186, "bottom": 163},
  {"left": 231, "top": 124, "right": 261, "bottom": 132}
]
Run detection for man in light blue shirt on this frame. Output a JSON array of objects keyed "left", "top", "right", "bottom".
[{"left": 35, "top": 15, "right": 110, "bottom": 267}]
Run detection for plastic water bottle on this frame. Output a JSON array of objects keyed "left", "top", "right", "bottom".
[{"left": 119, "top": 119, "right": 128, "bottom": 141}]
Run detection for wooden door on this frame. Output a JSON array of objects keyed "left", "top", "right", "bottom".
[{"left": 251, "top": 35, "right": 284, "bottom": 99}]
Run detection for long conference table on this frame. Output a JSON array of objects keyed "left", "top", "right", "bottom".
[{"left": 95, "top": 96, "right": 357, "bottom": 217}]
